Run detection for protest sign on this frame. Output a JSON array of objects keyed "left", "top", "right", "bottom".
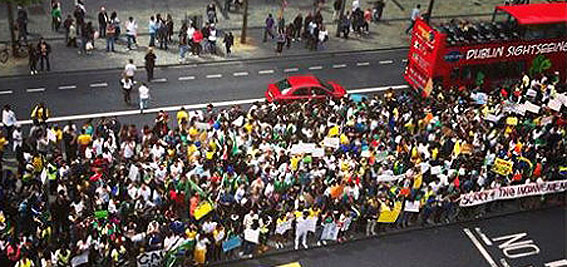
[
  {"left": 541, "top": 116, "right": 554, "bottom": 126},
  {"left": 485, "top": 114, "right": 501, "bottom": 123},
  {"left": 512, "top": 104, "right": 526, "bottom": 116},
  {"left": 526, "top": 89, "right": 537, "bottom": 98},
  {"left": 94, "top": 210, "right": 108, "bottom": 219},
  {"left": 71, "top": 252, "right": 89, "bottom": 267},
  {"left": 312, "top": 148, "right": 324, "bottom": 158},
  {"left": 523, "top": 101, "right": 540, "bottom": 114},
  {"left": 492, "top": 158, "right": 513, "bottom": 176},
  {"left": 195, "top": 122, "right": 210, "bottom": 130},
  {"left": 295, "top": 218, "right": 310, "bottom": 234},
  {"left": 275, "top": 220, "right": 293, "bottom": 235},
  {"left": 506, "top": 117, "right": 518, "bottom": 126},
  {"left": 360, "top": 150, "right": 371, "bottom": 158},
  {"left": 306, "top": 216, "right": 318, "bottom": 233},
  {"left": 194, "top": 201, "right": 213, "bottom": 220},
  {"left": 404, "top": 200, "right": 420, "bottom": 213},
  {"left": 375, "top": 151, "right": 389, "bottom": 162},
  {"left": 244, "top": 228, "right": 260, "bottom": 244},
  {"left": 459, "top": 180, "right": 567, "bottom": 207},
  {"left": 461, "top": 144, "right": 474, "bottom": 155},
  {"left": 137, "top": 250, "right": 165, "bottom": 267},
  {"left": 430, "top": 165, "right": 442, "bottom": 175},
  {"left": 320, "top": 222, "right": 339, "bottom": 241},
  {"left": 557, "top": 93, "right": 567, "bottom": 106},
  {"left": 378, "top": 201, "right": 402, "bottom": 223},
  {"left": 472, "top": 92, "right": 487, "bottom": 105},
  {"left": 222, "top": 236, "right": 242, "bottom": 252},
  {"left": 376, "top": 173, "right": 405, "bottom": 183},
  {"left": 548, "top": 99, "right": 562, "bottom": 112},
  {"left": 323, "top": 137, "right": 339, "bottom": 149}
]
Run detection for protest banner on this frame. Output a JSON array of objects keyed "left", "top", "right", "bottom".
[
  {"left": 541, "top": 116, "right": 554, "bottom": 126},
  {"left": 376, "top": 173, "right": 405, "bottom": 183},
  {"left": 492, "top": 158, "right": 513, "bottom": 176},
  {"left": 378, "top": 201, "right": 402, "bottom": 223},
  {"left": 548, "top": 99, "right": 562, "bottom": 112},
  {"left": 137, "top": 250, "right": 165, "bottom": 267},
  {"left": 557, "top": 93, "right": 567, "bottom": 106},
  {"left": 320, "top": 222, "right": 339, "bottom": 241},
  {"left": 222, "top": 236, "right": 242, "bottom": 252},
  {"left": 523, "top": 101, "right": 540, "bottom": 114},
  {"left": 306, "top": 216, "right": 318, "bottom": 233},
  {"left": 472, "top": 92, "right": 487, "bottom": 105},
  {"left": 430, "top": 165, "right": 442, "bottom": 175},
  {"left": 404, "top": 200, "right": 420, "bottom": 213},
  {"left": 485, "top": 114, "right": 501, "bottom": 123},
  {"left": 71, "top": 252, "right": 89, "bottom": 267},
  {"left": 312, "top": 148, "right": 325, "bottom": 158},
  {"left": 275, "top": 220, "right": 293, "bottom": 235},
  {"left": 195, "top": 122, "right": 210, "bottom": 130},
  {"left": 526, "top": 89, "right": 537, "bottom": 98},
  {"left": 94, "top": 210, "right": 108, "bottom": 219},
  {"left": 323, "top": 137, "right": 339, "bottom": 149},
  {"left": 459, "top": 180, "right": 567, "bottom": 207},
  {"left": 244, "top": 228, "right": 260, "bottom": 244},
  {"left": 194, "top": 201, "right": 213, "bottom": 220}
]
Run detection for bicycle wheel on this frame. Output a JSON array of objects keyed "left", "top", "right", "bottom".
[{"left": 0, "top": 50, "right": 8, "bottom": 64}]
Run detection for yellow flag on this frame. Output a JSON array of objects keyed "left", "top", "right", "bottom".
[
  {"left": 413, "top": 173, "right": 423, "bottom": 189},
  {"left": 194, "top": 201, "right": 214, "bottom": 220},
  {"left": 378, "top": 201, "right": 402, "bottom": 223},
  {"left": 328, "top": 125, "right": 340, "bottom": 137}
]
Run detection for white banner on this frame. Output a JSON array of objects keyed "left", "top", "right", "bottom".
[
  {"left": 137, "top": 250, "right": 165, "bottom": 267},
  {"left": 71, "top": 252, "right": 89, "bottom": 267},
  {"left": 459, "top": 180, "right": 567, "bottom": 207},
  {"left": 275, "top": 220, "right": 292, "bottom": 235}
]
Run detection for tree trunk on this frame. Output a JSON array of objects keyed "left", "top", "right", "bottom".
[
  {"left": 6, "top": 1, "right": 17, "bottom": 55},
  {"left": 240, "top": 0, "right": 248, "bottom": 44}
]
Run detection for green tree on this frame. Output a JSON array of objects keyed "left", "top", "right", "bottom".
[{"left": 2, "top": 0, "right": 42, "bottom": 54}]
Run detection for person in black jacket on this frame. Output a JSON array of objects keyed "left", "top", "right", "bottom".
[
  {"left": 37, "top": 38, "right": 51, "bottom": 71},
  {"left": 98, "top": 6, "right": 109, "bottom": 38},
  {"left": 144, "top": 48, "right": 157, "bottom": 82}
]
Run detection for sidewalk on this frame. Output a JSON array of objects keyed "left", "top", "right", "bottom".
[{"left": 0, "top": 19, "right": 410, "bottom": 77}]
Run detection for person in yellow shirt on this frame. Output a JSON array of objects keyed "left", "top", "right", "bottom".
[
  {"left": 77, "top": 129, "right": 92, "bottom": 155},
  {"left": 176, "top": 107, "right": 189, "bottom": 126}
]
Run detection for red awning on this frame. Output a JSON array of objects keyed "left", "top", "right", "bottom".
[{"left": 496, "top": 3, "right": 567, "bottom": 25}]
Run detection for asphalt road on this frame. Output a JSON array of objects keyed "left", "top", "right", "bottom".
[
  {"left": 233, "top": 207, "right": 567, "bottom": 267},
  {"left": 0, "top": 49, "right": 408, "bottom": 121}
]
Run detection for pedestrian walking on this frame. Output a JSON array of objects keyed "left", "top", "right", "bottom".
[
  {"left": 138, "top": 82, "right": 150, "bottom": 113},
  {"left": 125, "top": 17, "right": 138, "bottom": 50},
  {"left": 193, "top": 28, "right": 203, "bottom": 56},
  {"left": 98, "top": 6, "right": 109, "bottom": 38},
  {"left": 73, "top": 4, "right": 85, "bottom": 35},
  {"left": 2, "top": 105, "right": 17, "bottom": 141},
  {"left": 340, "top": 12, "right": 351, "bottom": 39},
  {"left": 157, "top": 15, "right": 168, "bottom": 50},
  {"left": 149, "top": 16, "right": 158, "bottom": 47},
  {"left": 263, "top": 14, "right": 275, "bottom": 42},
  {"left": 68, "top": 21, "right": 78, "bottom": 47},
  {"left": 285, "top": 24, "right": 293, "bottom": 49},
  {"left": 207, "top": 24, "right": 218, "bottom": 55},
  {"left": 120, "top": 76, "right": 134, "bottom": 104},
  {"left": 333, "top": 0, "right": 342, "bottom": 21},
  {"left": 106, "top": 17, "right": 119, "bottom": 52},
  {"left": 144, "top": 48, "right": 156, "bottom": 82},
  {"left": 37, "top": 38, "right": 51, "bottom": 72},
  {"left": 79, "top": 22, "right": 90, "bottom": 54},
  {"left": 178, "top": 23, "right": 189, "bottom": 62},
  {"left": 166, "top": 14, "right": 174, "bottom": 42},
  {"left": 30, "top": 102, "right": 50, "bottom": 126},
  {"left": 16, "top": 5, "right": 28, "bottom": 40},
  {"left": 124, "top": 59, "right": 137, "bottom": 81},
  {"left": 28, "top": 44, "right": 38, "bottom": 75},
  {"left": 223, "top": 32, "right": 234, "bottom": 57},
  {"left": 206, "top": 3, "right": 218, "bottom": 24},
  {"left": 293, "top": 14, "right": 303, "bottom": 41},
  {"left": 405, "top": 4, "right": 421, "bottom": 34},
  {"left": 275, "top": 30, "right": 285, "bottom": 55},
  {"left": 51, "top": 2, "right": 62, "bottom": 32},
  {"left": 63, "top": 15, "right": 73, "bottom": 44}
]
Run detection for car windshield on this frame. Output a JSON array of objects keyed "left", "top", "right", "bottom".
[
  {"left": 275, "top": 79, "right": 292, "bottom": 94},
  {"left": 317, "top": 78, "right": 334, "bottom": 91}
]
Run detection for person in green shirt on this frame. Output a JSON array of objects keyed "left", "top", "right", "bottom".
[{"left": 51, "top": 2, "right": 62, "bottom": 32}]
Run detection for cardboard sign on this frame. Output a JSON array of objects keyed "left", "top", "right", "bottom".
[
  {"left": 194, "top": 201, "right": 213, "bottom": 220},
  {"left": 222, "top": 236, "right": 242, "bottom": 252},
  {"left": 430, "top": 165, "right": 442, "bottom": 175},
  {"left": 541, "top": 116, "right": 554, "bottom": 126},
  {"left": 323, "top": 137, "right": 339, "bottom": 149},
  {"left": 548, "top": 99, "right": 562, "bottom": 112},
  {"left": 492, "top": 158, "right": 513, "bottom": 176},
  {"left": 312, "top": 148, "right": 325, "bottom": 158},
  {"left": 320, "top": 222, "right": 339, "bottom": 241},
  {"left": 137, "top": 250, "right": 165, "bottom": 267},
  {"left": 526, "top": 89, "right": 537, "bottom": 98},
  {"left": 404, "top": 200, "right": 420, "bottom": 213},
  {"left": 523, "top": 101, "right": 540, "bottom": 114},
  {"left": 244, "top": 228, "right": 260, "bottom": 244},
  {"left": 275, "top": 220, "right": 293, "bottom": 235}
]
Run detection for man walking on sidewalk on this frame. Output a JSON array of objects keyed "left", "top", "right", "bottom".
[
  {"left": 149, "top": 16, "right": 158, "bottom": 47},
  {"left": 263, "top": 14, "right": 275, "bottom": 42},
  {"left": 125, "top": 17, "right": 138, "bottom": 50},
  {"left": 144, "top": 48, "right": 157, "bottom": 82},
  {"left": 98, "top": 6, "right": 109, "bottom": 38},
  {"left": 405, "top": 4, "right": 421, "bottom": 34},
  {"left": 138, "top": 82, "right": 150, "bottom": 113}
]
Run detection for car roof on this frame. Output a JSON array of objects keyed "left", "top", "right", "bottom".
[{"left": 287, "top": 75, "right": 322, "bottom": 88}]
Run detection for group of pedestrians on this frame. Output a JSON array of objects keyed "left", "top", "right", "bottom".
[{"left": 0, "top": 69, "right": 565, "bottom": 266}]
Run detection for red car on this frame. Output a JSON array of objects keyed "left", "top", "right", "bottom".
[{"left": 265, "top": 75, "right": 347, "bottom": 103}]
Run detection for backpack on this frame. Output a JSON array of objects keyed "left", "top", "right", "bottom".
[{"left": 107, "top": 23, "right": 116, "bottom": 35}]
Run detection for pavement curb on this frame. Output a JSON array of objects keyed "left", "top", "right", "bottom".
[
  {"left": 210, "top": 203, "right": 565, "bottom": 266},
  {"left": 0, "top": 46, "right": 409, "bottom": 79}
]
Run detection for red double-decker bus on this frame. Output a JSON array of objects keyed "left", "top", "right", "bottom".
[{"left": 404, "top": 2, "right": 567, "bottom": 93}]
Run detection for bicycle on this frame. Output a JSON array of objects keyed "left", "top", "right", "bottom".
[{"left": 0, "top": 39, "right": 29, "bottom": 64}]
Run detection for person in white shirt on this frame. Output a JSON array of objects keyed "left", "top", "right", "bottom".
[
  {"left": 125, "top": 16, "right": 138, "bottom": 49},
  {"left": 138, "top": 82, "right": 150, "bottom": 113},
  {"left": 405, "top": 4, "right": 421, "bottom": 34},
  {"left": 123, "top": 59, "right": 137, "bottom": 80},
  {"left": 2, "top": 105, "right": 17, "bottom": 139}
]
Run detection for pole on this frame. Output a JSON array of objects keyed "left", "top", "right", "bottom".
[
  {"left": 425, "top": 0, "right": 435, "bottom": 24},
  {"left": 240, "top": 0, "right": 248, "bottom": 44},
  {"left": 335, "top": 0, "right": 346, "bottom": 37},
  {"left": 6, "top": 1, "right": 17, "bottom": 55}
]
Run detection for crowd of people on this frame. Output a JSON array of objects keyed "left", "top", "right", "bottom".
[{"left": 0, "top": 70, "right": 565, "bottom": 266}]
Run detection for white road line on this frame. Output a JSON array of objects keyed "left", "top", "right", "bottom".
[
  {"left": 284, "top": 68, "right": 299, "bottom": 73},
  {"left": 152, "top": 78, "right": 167, "bottom": 83},
  {"left": 475, "top": 228, "right": 493, "bottom": 246},
  {"left": 333, "top": 64, "right": 347, "bottom": 69},
  {"left": 356, "top": 62, "right": 370, "bottom": 66},
  {"left": 0, "top": 90, "right": 13, "bottom": 95},
  {"left": 463, "top": 228, "right": 498, "bottom": 267},
  {"left": 545, "top": 259, "right": 567, "bottom": 267},
  {"left": 258, "top": 69, "right": 275, "bottom": 74},
  {"left": 178, "top": 76, "right": 195, "bottom": 81},
  {"left": 233, "top": 72, "right": 249, "bottom": 77},
  {"left": 58, "top": 85, "right": 77, "bottom": 90},
  {"left": 500, "top": 258, "right": 511, "bottom": 267},
  {"left": 379, "top": 60, "right": 394, "bottom": 64},
  {"left": 15, "top": 84, "right": 408, "bottom": 125},
  {"left": 90, "top": 83, "right": 108, "bottom": 88},
  {"left": 402, "top": 59, "right": 408, "bottom": 63},
  {"left": 206, "top": 74, "right": 222, "bottom": 79},
  {"left": 27, "top": 88, "right": 45, "bottom": 93},
  {"left": 308, "top": 66, "right": 323, "bottom": 70}
]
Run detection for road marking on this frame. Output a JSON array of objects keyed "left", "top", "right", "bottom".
[
  {"left": 206, "top": 74, "right": 222, "bottom": 79},
  {"left": 233, "top": 72, "right": 249, "bottom": 77},
  {"left": 475, "top": 228, "right": 493, "bottom": 246},
  {"left": 356, "top": 62, "right": 370, "bottom": 66},
  {"left": 333, "top": 64, "right": 347, "bottom": 69},
  {"left": 90, "top": 82, "right": 108, "bottom": 88},
  {"left": 15, "top": 84, "right": 407, "bottom": 125},
  {"left": 152, "top": 78, "right": 167, "bottom": 83},
  {"left": 258, "top": 69, "right": 275, "bottom": 74},
  {"left": 178, "top": 76, "right": 195, "bottom": 81},
  {"left": 308, "top": 66, "right": 323, "bottom": 70},
  {"left": 463, "top": 228, "right": 498, "bottom": 267},
  {"left": 545, "top": 259, "right": 567, "bottom": 267},
  {"left": 0, "top": 90, "right": 13, "bottom": 95},
  {"left": 402, "top": 59, "right": 408, "bottom": 63},
  {"left": 379, "top": 60, "right": 394, "bottom": 64},
  {"left": 500, "top": 258, "right": 511, "bottom": 267},
  {"left": 27, "top": 88, "right": 45, "bottom": 93},
  {"left": 58, "top": 85, "right": 77, "bottom": 90},
  {"left": 284, "top": 68, "right": 299, "bottom": 73}
]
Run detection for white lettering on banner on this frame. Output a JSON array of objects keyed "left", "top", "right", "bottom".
[
  {"left": 459, "top": 180, "right": 567, "bottom": 207},
  {"left": 137, "top": 250, "right": 165, "bottom": 267},
  {"left": 493, "top": 233, "right": 540, "bottom": 259},
  {"left": 465, "top": 41, "right": 567, "bottom": 61}
]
